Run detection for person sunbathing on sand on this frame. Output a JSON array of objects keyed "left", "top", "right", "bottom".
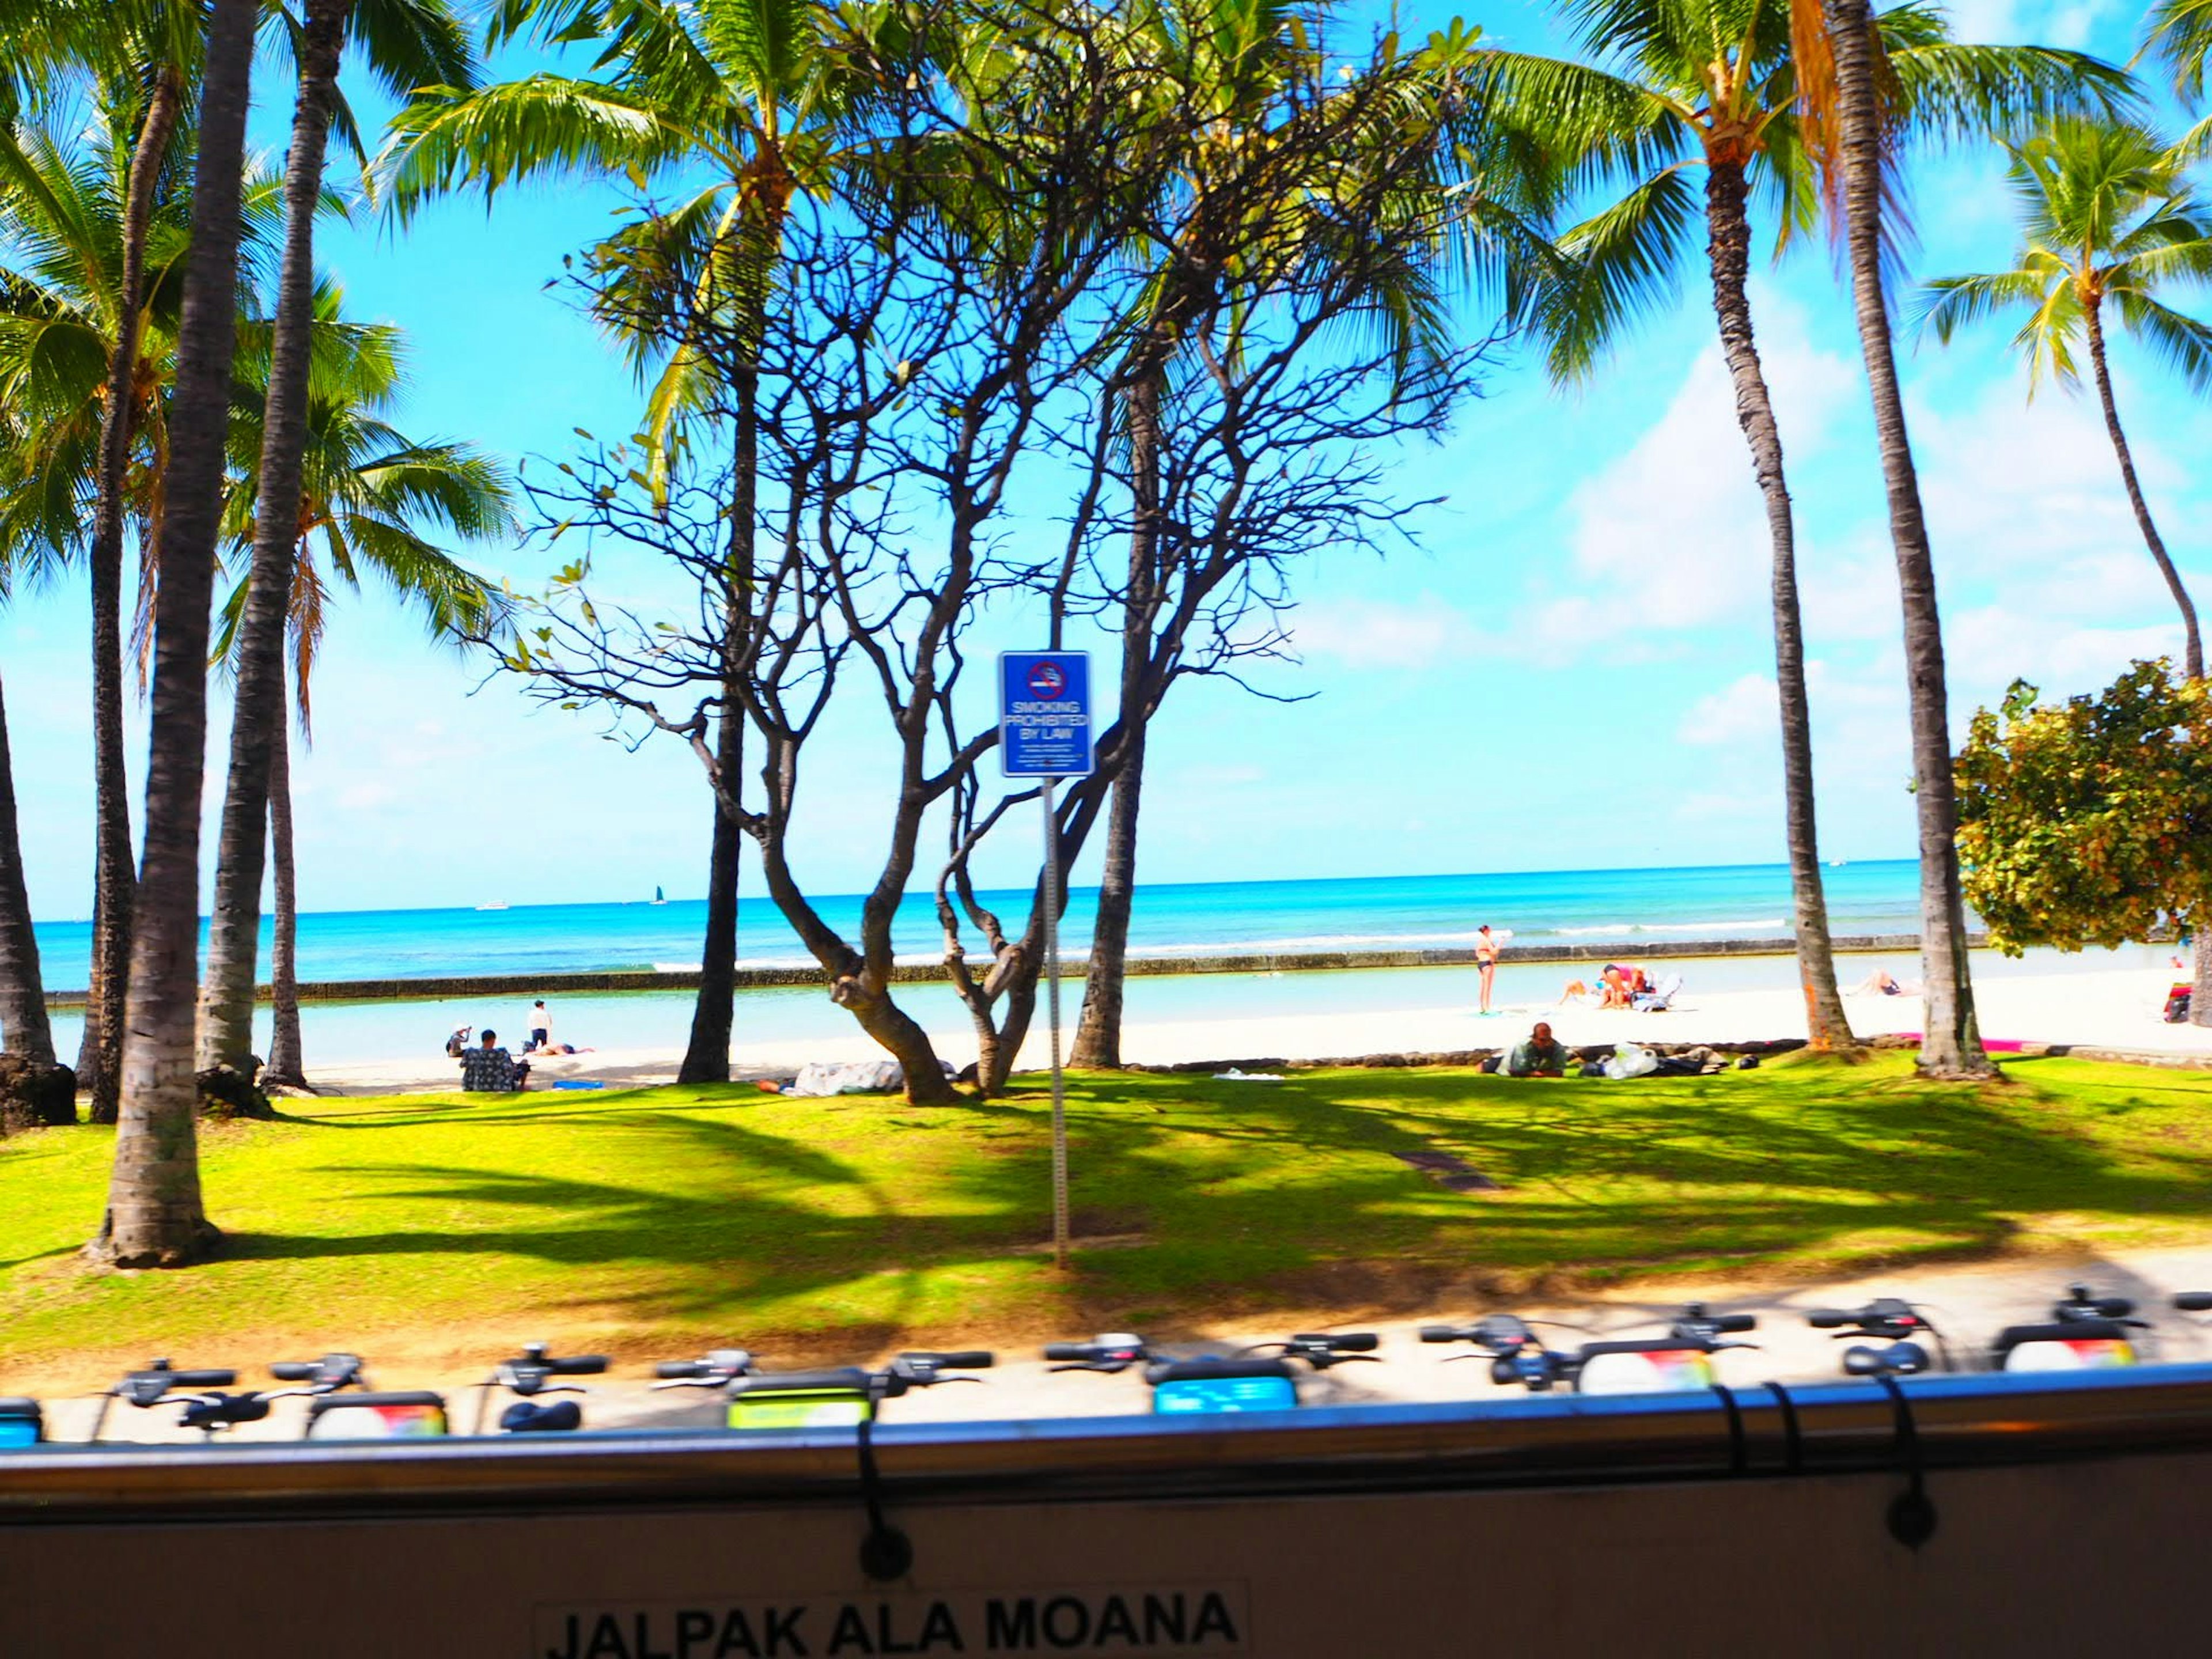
[
  {"left": 1558, "top": 964, "right": 1636, "bottom": 1009},
  {"left": 1851, "top": 968, "right": 1922, "bottom": 997}
]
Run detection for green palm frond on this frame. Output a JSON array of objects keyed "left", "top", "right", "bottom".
[
  {"left": 2143, "top": 0, "right": 2212, "bottom": 103},
  {"left": 374, "top": 75, "right": 687, "bottom": 221},
  {"left": 1914, "top": 268, "right": 2046, "bottom": 343},
  {"left": 1535, "top": 163, "right": 1699, "bottom": 383},
  {"left": 2112, "top": 290, "right": 2212, "bottom": 393},
  {"left": 1884, "top": 39, "right": 2142, "bottom": 150}
]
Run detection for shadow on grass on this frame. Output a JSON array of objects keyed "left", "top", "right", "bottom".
[{"left": 200, "top": 1058, "right": 2212, "bottom": 1336}]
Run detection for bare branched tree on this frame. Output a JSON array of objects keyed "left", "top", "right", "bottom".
[{"left": 473, "top": 1, "right": 1182, "bottom": 1102}]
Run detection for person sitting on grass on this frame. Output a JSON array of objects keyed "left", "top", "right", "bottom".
[
  {"left": 458, "top": 1028, "right": 530, "bottom": 1093},
  {"left": 1504, "top": 1020, "right": 1570, "bottom": 1078}
]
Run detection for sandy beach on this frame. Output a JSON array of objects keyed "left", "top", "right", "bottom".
[{"left": 304, "top": 956, "right": 2212, "bottom": 1094}]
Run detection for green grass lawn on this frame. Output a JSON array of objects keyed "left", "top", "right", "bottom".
[{"left": 7, "top": 1052, "right": 2212, "bottom": 1389}]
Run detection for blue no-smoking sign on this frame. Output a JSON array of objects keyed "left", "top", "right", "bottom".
[{"left": 999, "top": 651, "right": 1093, "bottom": 778}]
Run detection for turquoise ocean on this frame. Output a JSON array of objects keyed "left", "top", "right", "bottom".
[
  {"left": 36, "top": 859, "right": 2043, "bottom": 1069},
  {"left": 31, "top": 858, "right": 1929, "bottom": 990}
]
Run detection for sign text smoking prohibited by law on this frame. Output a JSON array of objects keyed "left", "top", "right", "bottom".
[{"left": 999, "top": 651, "right": 1094, "bottom": 778}]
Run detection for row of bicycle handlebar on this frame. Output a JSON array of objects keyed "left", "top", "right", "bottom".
[{"left": 5, "top": 1286, "right": 2209, "bottom": 1447}]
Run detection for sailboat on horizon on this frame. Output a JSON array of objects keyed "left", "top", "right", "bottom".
[{"left": 651, "top": 885, "right": 667, "bottom": 906}]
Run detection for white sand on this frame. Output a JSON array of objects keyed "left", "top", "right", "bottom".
[{"left": 302, "top": 960, "right": 2210, "bottom": 1096}]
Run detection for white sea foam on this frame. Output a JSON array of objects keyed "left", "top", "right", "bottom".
[{"left": 1554, "top": 918, "right": 1787, "bottom": 937}]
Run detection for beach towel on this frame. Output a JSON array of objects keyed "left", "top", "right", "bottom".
[
  {"left": 789, "top": 1059, "right": 904, "bottom": 1097},
  {"left": 1634, "top": 974, "right": 1684, "bottom": 1012}
]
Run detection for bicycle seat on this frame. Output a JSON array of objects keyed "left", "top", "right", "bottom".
[{"left": 499, "top": 1398, "right": 584, "bottom": 1433}]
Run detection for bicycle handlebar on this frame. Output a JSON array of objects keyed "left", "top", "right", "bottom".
[
  {"left": 1043, "top": 1343, "right": 1100, "bottom": 1362},
  {"left": 2176, "top": 1291, "right": 2212, "bottom": 1313},
  {"left": 899, "top": 1350, "right": 994, "bottom": 1370},
  {"left": 164, "top": 1369, "right": 237, "bottom": 1389},
  {"left": 1294, "top": 1332, "right": 1379, "bottom": 1353}
]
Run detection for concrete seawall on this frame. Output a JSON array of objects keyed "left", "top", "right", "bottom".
[{"left": 39, "top": 931, "right": 1970, "bottom": 1010}]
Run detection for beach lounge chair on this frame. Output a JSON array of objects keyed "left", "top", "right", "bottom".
[{"left": 1634, "top": 974, "right": 1683, "bottom": 1013}]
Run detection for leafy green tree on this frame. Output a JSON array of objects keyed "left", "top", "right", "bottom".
[
  {"left": 199, "top": 0, "right": 478, "bottom": 1082},
  {"left": 1956, "top": 661, "right": 2212, "bottom": 1024},
  {"left": 1919, "top": 119, "right": 2211, "bottom": 680},
  {"left": 214, "top": 289, "right": 512, "bottom": 1086},
  {"left": 1513, "top": 0, "right": 2130, "bottom": 1056}
]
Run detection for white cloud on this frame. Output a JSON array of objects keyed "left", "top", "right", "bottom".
[
  {"left": 1529, "top": 309, "right": 1859, "bottom": 650},
  {"left": 1677, "top": 673, "right": 1781, "bottom": 748},
  {"left": 1291, "top": 593, "right": 1475, "bottom": 669}
]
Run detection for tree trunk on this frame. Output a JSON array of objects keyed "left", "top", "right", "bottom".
[
  {"left": 1824, "top": 0, "right": 1993, "bottom": 1080},
  {"left": 196, "top": 0, "right": 347, "bottom": 1078},
  {"left": 2083, "top": 301, "right": 2202, "bottom": 682},
  {"left": 1703, "top": 160, "right": 1856, "bottom": 1053},
  {"left": 0, "top": 669, "right": 60, "bottom": 1071},
  {"left": 680, "top": 707, "right": 743, "bottom": 1084},
  {"left": 679, "top": 374, "right": 758, "bottom": 1085},
  {"left": 263, "top": 706, "right": 306, "bottom": 1087},
  {"left": 77, "top": 68, "right": 183, "bottom": 1123},
  {"left": 1071, "top": 363, "right": 1165, "bottom": 1070},
  {"left": 2194, "top": 927, "right": 2212, "bottom": 1033},
  {"left": 93, "top": 0, "right": 259, "bottom": 1268}
]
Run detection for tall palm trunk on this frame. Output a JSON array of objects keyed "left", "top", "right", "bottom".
[
  {"left": 0, "top": 671, "right": 58, "bottom": 1068},
  {"left": 1824, "top": 0, "right": 1993, "bottom": 1080},
  {"left": 0, "top": 666, "right": 73, "bottom": 1128},
  {"left": 77, "top": 68, "right": 184, "bottom": 1124},
  {"left": 2082, "top": 302, "right": 2202, "bottom": 680},
  {"left": 94, "top": 0, "right": 259, "bottom": 1267},
  {"left": 2081, "top": 299, "right": 2212, "bottom": 1025},
  {"left": 264, "top": 702, "right": 306, "bottom": 1087},
  {"left": 1070, "top": 364, "right": 1165, "bottom": 1070},
  {"left": 1704, "top": 161, "right": 1855, "bottom": 1052},
  {"left": 197, "top": 0, "right": 348, "bottom": 1078},
  {"left": 679, "top": 377, "right": 757, "bottom": 1085}
]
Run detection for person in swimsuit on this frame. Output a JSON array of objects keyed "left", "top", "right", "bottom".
[{"left": 1475, "top": 925, "right": 1500, "bottom": 1014}]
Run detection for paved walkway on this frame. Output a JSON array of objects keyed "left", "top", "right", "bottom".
[{"left": 40, "top": 1242, "right": 2212, "bottom": 1444}]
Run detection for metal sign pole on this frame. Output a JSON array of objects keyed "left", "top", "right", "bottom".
[{"left": 1041, "top": 775, "right": 1069, "bottom": 1271}]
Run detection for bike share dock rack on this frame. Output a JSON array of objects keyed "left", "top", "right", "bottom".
[{"left": 7, "top": 1365, "right": 2212, "bottom": 1654}]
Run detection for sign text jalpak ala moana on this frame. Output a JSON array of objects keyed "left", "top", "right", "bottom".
[
  {"left": 537, "top": 1585, "right": 1247, "bottom": 1658},
  {"left": 998, "top": 652, "right": 1094, "bottom": 779}
]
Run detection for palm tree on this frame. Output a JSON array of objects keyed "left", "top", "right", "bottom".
[
  {"left": 1509, "top": 0, "right": 2128, "bottom": 1056},
  {"left": 378, "top": 0, "right": 874, "bottom": 1084},
  {"left": 214, "top": 290, "right": 512, "bottom": 1086},
  {"left": 0, "top": 27, "right": 197, "bottom": 1118},
  {"left": 1813, "top": 0, "right": 1997, "bottom": 1078},
  {"left": 1919, "top": 117, "right": 2212, "bottom": 1026},
  {"left": 93, "top": 0, "right": 258, "bottom": 1267},
  {"left": 197, "top": 0, "right": 478, "bottom": 1081},
  {"left": 1919, "top": 120, "right": 2210, "bottom": 679}
]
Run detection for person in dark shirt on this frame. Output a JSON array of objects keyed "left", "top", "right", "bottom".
[
  {"left": 458, "top": 1029, "right": 529, "bottom": 1093},
  {"left": 1505, "top": 1021, "right": 1569, "bottom": 1078}
]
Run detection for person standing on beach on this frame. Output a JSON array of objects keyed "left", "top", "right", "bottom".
[
  {"left": 527, "top": 999, "right": 551, "bottom": 1054},
  {"left": 1475, "top": 925, "right": 1501, "bottom": 1015}
]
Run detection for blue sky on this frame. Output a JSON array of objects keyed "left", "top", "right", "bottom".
[{"left": 9, "top": 0, "right": 2209, "bottom": 921}]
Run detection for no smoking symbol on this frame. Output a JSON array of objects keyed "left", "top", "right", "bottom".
[{"left": 1026, "top": 662, "right": 1067, "bottom": 698}]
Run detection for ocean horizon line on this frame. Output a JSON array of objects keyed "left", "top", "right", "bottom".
[{"left": 27, "top": 854, "right": 1924, "bottom": 930}]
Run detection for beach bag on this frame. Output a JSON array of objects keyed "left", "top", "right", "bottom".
[{"left": 1602, "top": 1042, "right": 1659, "bottom": 1081}]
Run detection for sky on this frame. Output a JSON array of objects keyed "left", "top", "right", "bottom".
[{"left": 8, "top": 0, "right": 2209, "bottom": 922}]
